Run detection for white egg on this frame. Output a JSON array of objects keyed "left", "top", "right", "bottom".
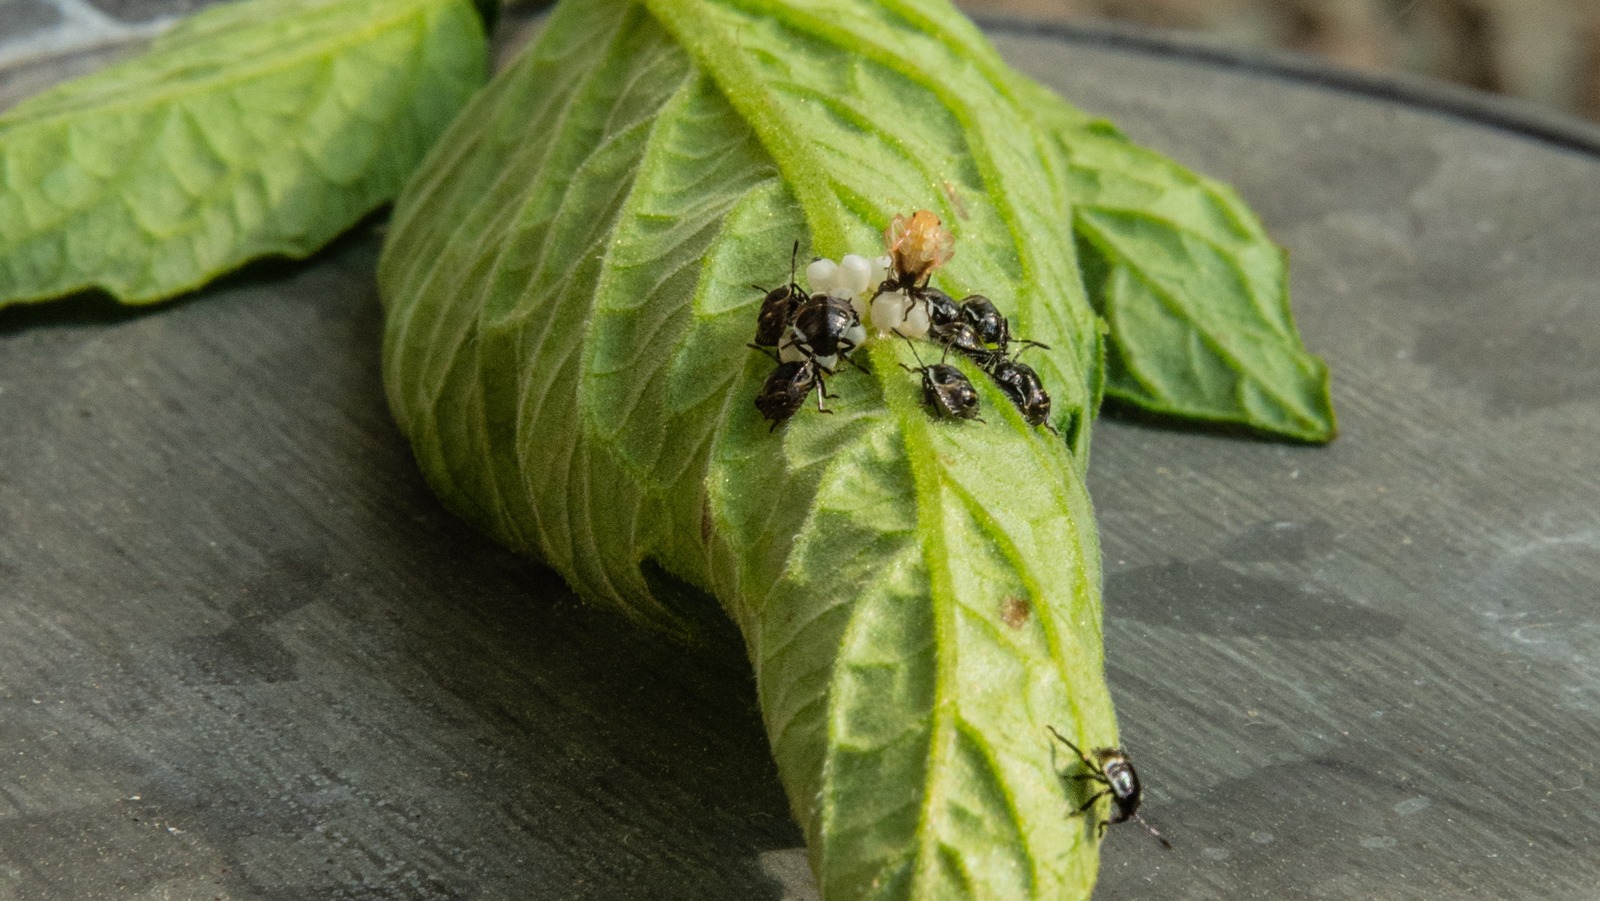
[
  {"left": 901, "top": 301, "right": 931, "bottom": 339},
  {"left": 839, "top": 254, "right": 874, "bottom": 298},
  {"left": 873, "top": 255, "right": 893, "bottom": 286},
  {"left": 843, "top": 322, "right": 867, "bottom": 350},
  {"left": 871, "top": 290, "right": 908, "bottom": 335},
  {"left": 850, "top": 293, "right": 871, "bottom": 322},
  {"left": 814, "top": 354, "right": 839, "bottom": 373},
  {"left": 806, "top": 258, "right": 839, "bottom": 295}
]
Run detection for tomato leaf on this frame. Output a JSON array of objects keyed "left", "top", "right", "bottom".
[
  {"left": 1018, "top": 88, "right": 1336, "bottom": 442},
  {"left": 378, "top": 0, "right": 1118, "bottom": 896},
  {"left": 0, "top": 0, "right": 488, "bottom": 308}
]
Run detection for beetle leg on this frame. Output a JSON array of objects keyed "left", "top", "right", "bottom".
[
  {"left": 836, "top": 336, "right": 870, "bottom": 373},
  {"left": 1074, "top": 788, "right": 1111, "bottom": 816},
  {"left": 814, "top": 382, "right": 835, "bottom": 414},
  {"left": 746, "top": 343, "right": 782, "bottom": 364},
  {"left": 1046, "top": 726, "right": 1096, "bottom": 768}
]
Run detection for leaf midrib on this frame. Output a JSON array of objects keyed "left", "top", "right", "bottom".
[
  {"left": 892, "top": 365, "right": 963, "bottom": 896},
  {"left": 641, "top": 0, "right": 845, "bottom": 252}
]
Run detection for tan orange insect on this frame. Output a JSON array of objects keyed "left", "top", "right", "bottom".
[{"left": 883, "top": 209, "right": 954, "bottom": 291}]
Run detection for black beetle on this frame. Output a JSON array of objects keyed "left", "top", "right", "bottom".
[
  {"left": 899, "top": 337, "right": 982, "bottom": 422},
  {"left": 960, "top": 295, "right": 1053, "bottom": 357},
  {"left": 921, "top": 287, "right": 961, "bottom": 330},
  {"left": 988, "top": 356, "right": 1054, "bottom": 431},
  {"left": 784, "top": 294, "right": 867, "bottom": 370},
  {"left": 927, "top": 318, "right": 993, "bottom": 365},
  {"left": 958, "top": 294, "right": 1009, "bottom": 347},
  {"left": 1047, "top": 726, "right": 1172, "bottom": 849},
  {"left": 753, "top": 357, "right": 831, "bottom": 431},
  {"left": 752, "top": 241, "right": 807, "bottom": 348}
]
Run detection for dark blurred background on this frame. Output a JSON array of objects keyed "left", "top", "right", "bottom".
[
  {"left": 957, "top": 0, "right": 1600, "bottom": 121},
  {"left": 5, "top": 1, "right": 1600, "bottom": 121}
]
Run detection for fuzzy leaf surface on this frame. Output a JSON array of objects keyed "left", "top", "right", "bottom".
[
  {"left": 0, "top": 0, "right": 488, "bottom": 308},
  {"left": 378, "top": 0, "right": 1118, "bottom": 897},
  {"left": 1015, "top": 85, "right": 1336, "bottom": 441}
]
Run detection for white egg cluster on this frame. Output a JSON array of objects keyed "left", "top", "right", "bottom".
[
  {"left": 803, "top": 252, "right": 937, "bottom": 341},
  {"left": 804, "top": 254, "right": 886, "bottom": 320},
  {"left": 873, "top": 289, "right": 930, "bottom": 339},
  {"left": 750, "top": 211, "right": 1057, "bottom": 433},
  {"left": 771, "top": 253, "right": 879, "bottom": 370}
]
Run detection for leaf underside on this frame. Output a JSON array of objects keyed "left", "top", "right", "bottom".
[
  {"left": 378, "top": 0, "right": 1119, "bottom": 897},
  {"left": 0, "top": 0, "right": 487, "bottom": 309}
]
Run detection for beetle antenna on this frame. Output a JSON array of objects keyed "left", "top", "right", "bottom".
[
  {"left": 895, "top": 330, "right": 928, "bottom": 369},
  {"left": 1013, "top": 337, "right": 1050, "bottom": 356},
  {"left": 1134, "top": 814, "right": 1173, "bottom": 850},
  {"left": 839, "top": 353, "right": 871, "bottom": 374}
]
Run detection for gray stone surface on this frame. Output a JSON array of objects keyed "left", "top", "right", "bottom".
[
  {"left": 0, "top": 0, "right": 184, "bottom": 71},
  {"left": 84, "top": 0, "right": 213, "bottom": 22},
  {"left": 2, "top": 11, "right": 1599, "bottom": 901},
  {"left": 0, "top": 0, "right": 62, "bottom": 41},
  {"left": 997, "top": 25, "right": 1600, "bottom": 899}
]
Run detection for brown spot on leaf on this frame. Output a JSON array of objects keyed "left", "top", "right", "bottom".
[{"left": 1001, "top": 596, "right": 1030, "bottom": 629}]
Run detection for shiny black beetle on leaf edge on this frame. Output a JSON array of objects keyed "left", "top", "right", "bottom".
[{"left": 1047, "top": 725, "right": 1172, "bottom": 849}]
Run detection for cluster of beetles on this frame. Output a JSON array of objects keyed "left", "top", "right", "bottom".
[
  {"left": 745, "top": 211, "right": 1174, "bottom": 848},
  {"left": 748, "top": 210, "right": 1055, "bottom": 432}
]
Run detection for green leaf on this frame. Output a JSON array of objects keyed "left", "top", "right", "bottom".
[
  {"left": 378, "top": 0, "right": 1118, "bottom": 897},
  {"left": 0, "top": 0, "right": 488, "bottom": 308},
  {"left": 1014, "top": 82, "right": 1336, "bottom": 442}
]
